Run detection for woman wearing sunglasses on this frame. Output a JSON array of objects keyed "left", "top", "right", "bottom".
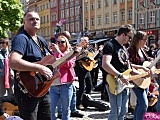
[{"left": 49, "top": 35, "right": 80, "bottom": 120}]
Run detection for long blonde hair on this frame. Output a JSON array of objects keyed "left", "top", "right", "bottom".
[{"left": 57, "top": 35, "right": 70, "bottom": 52}]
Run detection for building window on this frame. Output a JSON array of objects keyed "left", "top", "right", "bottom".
[
  {"left": 51, "top": 1, "right": 57, "bottom": 7},
  {"left": 91, "top": 18, "right": 94, "bottom": 26},
  {"left": 43, "top": 4, "right": 45, "bottom": 10},
  {"left": 52, "top": 14, "right": 57, "bottom": 21},
  {"left": 85, "top": 4, "right": 88, "bottom": 12},
  {"left": 85, "top": 19, "right": 88, "bottom": 27},
  {"left": 66, "top": 24, "right": 69, "bottom": 31},
  {"left": 70, "top": 23, "right": 74, "bottom": 32},
  {"left": 75, "top": 6, "right": 79, "bottom": 15},
  {"left": 43, "top": 16, "right": 45, "bottom": 23},
  {"left": 76, "top": 22, "right": 79, "bottom": 32},
  {"left": 91, "top": 3, "right": 94, "bottom": 10},
  {"left": 98, "top": 16, "right": 101, "bottom": 25},
  {"left": 98, "top": 1, "right": 101, "bottom": 8},
  {"left": 128, "top": 10, "right": 132, "bottom": 20},
  {"left": 139, "top": 13, "right": 144, "bottom": 24},
  {"left": 61, "top": 10, "right": 64, "bottom": 19},
  {"left": 105, "top": 15, "right": 109, "bottom": 24},
  {"left": 37, "top": 6, "right": 39, "bottom": 12},
  {"left": 114, "top": 0, "right": 117, "bottom": 4},
  {"left": 70, "top": 8, "right": 74, "bottom": 16},
  {"left": 47, "top": 15, "right": 49, "bottom": 22},
  {"left": 113, "top": 12, "right": 117, "bottom": 22},
  {"left": 149, "top": 11, "right": 155, "bottom": 23},
  {"left": 46, "top": 3, "right": 48, "bottom": 9},
  {"left": 105, "top": 0, "right": 108, "bottom": 6},
  {"left": 40, "top": 6, "right": 42, "bottom": 11},
  {"left": 41, "top": 17, "right": 43, "bottom": 23},
  {"left": 66, "top": 0, "right": 69, "bottom": 3},
  {"left": 61, "top": 0, "right": 64, "bottom": 4},
  {"left": 66, "top": 9, "right": 69, "bottom": 18},
  {"left": 121, "top": 11, "right": 125, "bottom": 21}
]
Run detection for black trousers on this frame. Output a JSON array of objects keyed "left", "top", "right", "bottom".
[
  {"left": 90, "top": 67, "right": 99, "bottom": 87},
  {"left": 14, "top": 83, "right": 51, "bottom": 120},
  {"left": 74, "top": 64, "right": 92, "bottom": 105}
]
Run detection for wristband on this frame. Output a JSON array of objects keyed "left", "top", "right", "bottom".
[
  {"left": 117, "top": 73, "right": 122, "bottom": 79},
  {"left": 3, "top": 113, "right": 9, "bottom": 118}
]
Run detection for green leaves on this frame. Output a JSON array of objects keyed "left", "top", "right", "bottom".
[{"left": 0, "top": 0, "right": 24, "bottom": 38}]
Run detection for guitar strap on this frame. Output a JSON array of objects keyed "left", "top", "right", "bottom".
[
  {"left": 141, "top": 48, "right": 150, "bottom": 61},
  {"left": 37, "top": 36, "right": 53, "bottom": 55}
]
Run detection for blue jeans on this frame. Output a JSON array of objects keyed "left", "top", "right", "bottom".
[
  {"left": 57, "top": 84, "right": 77, "bottom": 115},
  {"left": 106, "top": 85, "right": 129, "bottom": 120},
  {"left": 155, "top": 77, "right": 160, "bottom": 112},
  {"left": 132, "top": 87, "right": 148, "bottom": 120},
  {"left": 49, "top": 83, "right": 73, "bottom": 120}
]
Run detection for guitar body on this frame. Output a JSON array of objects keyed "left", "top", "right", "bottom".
[
  {"left": 106, "top": 69, "right": 133, "bottom": 95},
  {"left": 106, "top": 68, "right": 152, "bottom": 95},
  {"left": 0, "top": 102, "right": 18, "bottom": 120},
  {"left": 148, "top": 90, "right": 159, "bottom": 106},
  {"left": 79, "top": 51, "right": 99, "bottom": 71},
  {"left": 80, "top": 60, "right": 97, "bottom": 71},
  {"left": 131, "top": 77, "right": 151, "bottom": 89},
  {"left": 18, "top": 70, "right": 60, "bottom": 97},
  {"left": 17, "top": 55, "right": 61, "bottom": 97}
]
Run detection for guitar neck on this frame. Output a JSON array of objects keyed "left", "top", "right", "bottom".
[
  {"left": 128, "top": 72, "right": 149, "bottom": 81},
  {"left": 52, "top": 50, "right": 74, "bottom": 68},
  {"left": 148, "top": 54, "right": 160, "bottom": 68},
  {"left": 93, "top": 50, "right": 99, "bottom": 58}
]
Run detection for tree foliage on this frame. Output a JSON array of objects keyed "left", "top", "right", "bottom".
[{"left": 0, "top": 0, "right": 24, "bottom": 38}]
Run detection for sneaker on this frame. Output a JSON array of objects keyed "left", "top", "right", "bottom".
[
  {"left": 76, "top": 104, "right": 85, "bottom": 110},
  {"left": 57, "top": 114, "right": 62, "bottom": 119},
  {"left": 71, "top": 111, "right": 84, "bottom": 118}
]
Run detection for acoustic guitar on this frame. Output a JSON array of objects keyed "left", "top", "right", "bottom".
[
  {"left": 148, "top": 90, "right": 159, "bottom": 107},
  {"left": 106, "top": 68, "right": 160, "bottom": 95},
  {"left": 16, "top": 40, "right": 87, "bottom": 97},
  {"left": 80, "top": 50, "right": 99, "bottom": 71},
  {"left": 0, "top": 102, "right": 18, "bottom": 120}
]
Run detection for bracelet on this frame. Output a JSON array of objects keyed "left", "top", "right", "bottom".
[
  {"left": 116, "top": 73, "right": 122, "bottom": 84},
  {"left": 116, "top": 73, "right": 123, "bottom": 79}
]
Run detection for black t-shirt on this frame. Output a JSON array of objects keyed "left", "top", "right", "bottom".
[{"left": 103, "top": 39, "right": 128, "bottom": 73}]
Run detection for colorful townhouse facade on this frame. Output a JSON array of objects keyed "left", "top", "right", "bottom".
[
  {"left": 22, "top": 0, "right": 160, "bottom": 46},
  {"left": 135, "top": 0, "right": 160, "bottom": 46}
]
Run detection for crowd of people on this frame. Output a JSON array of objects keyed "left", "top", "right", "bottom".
[{"left": 0, "top": 10, "right": 160, "bottom": 120}]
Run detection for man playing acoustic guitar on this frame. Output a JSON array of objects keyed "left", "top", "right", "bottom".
[{"left": 9, "top": 11, "right": 82, "bottom": 120}]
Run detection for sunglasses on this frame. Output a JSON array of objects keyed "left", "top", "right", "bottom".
[
  {"left": 57, "top": 41, "right": 66, "bottom": 44},
  {"left": 0, "top": 42, "right": 5, "bottom": 44}
]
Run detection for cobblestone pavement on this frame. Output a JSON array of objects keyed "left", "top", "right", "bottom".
[
  {"left": 57, "top": 90, "right": 110, "bottom": 120},
  {"left": 70, "top": 91, "right": 110, "bottom": 120}
]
